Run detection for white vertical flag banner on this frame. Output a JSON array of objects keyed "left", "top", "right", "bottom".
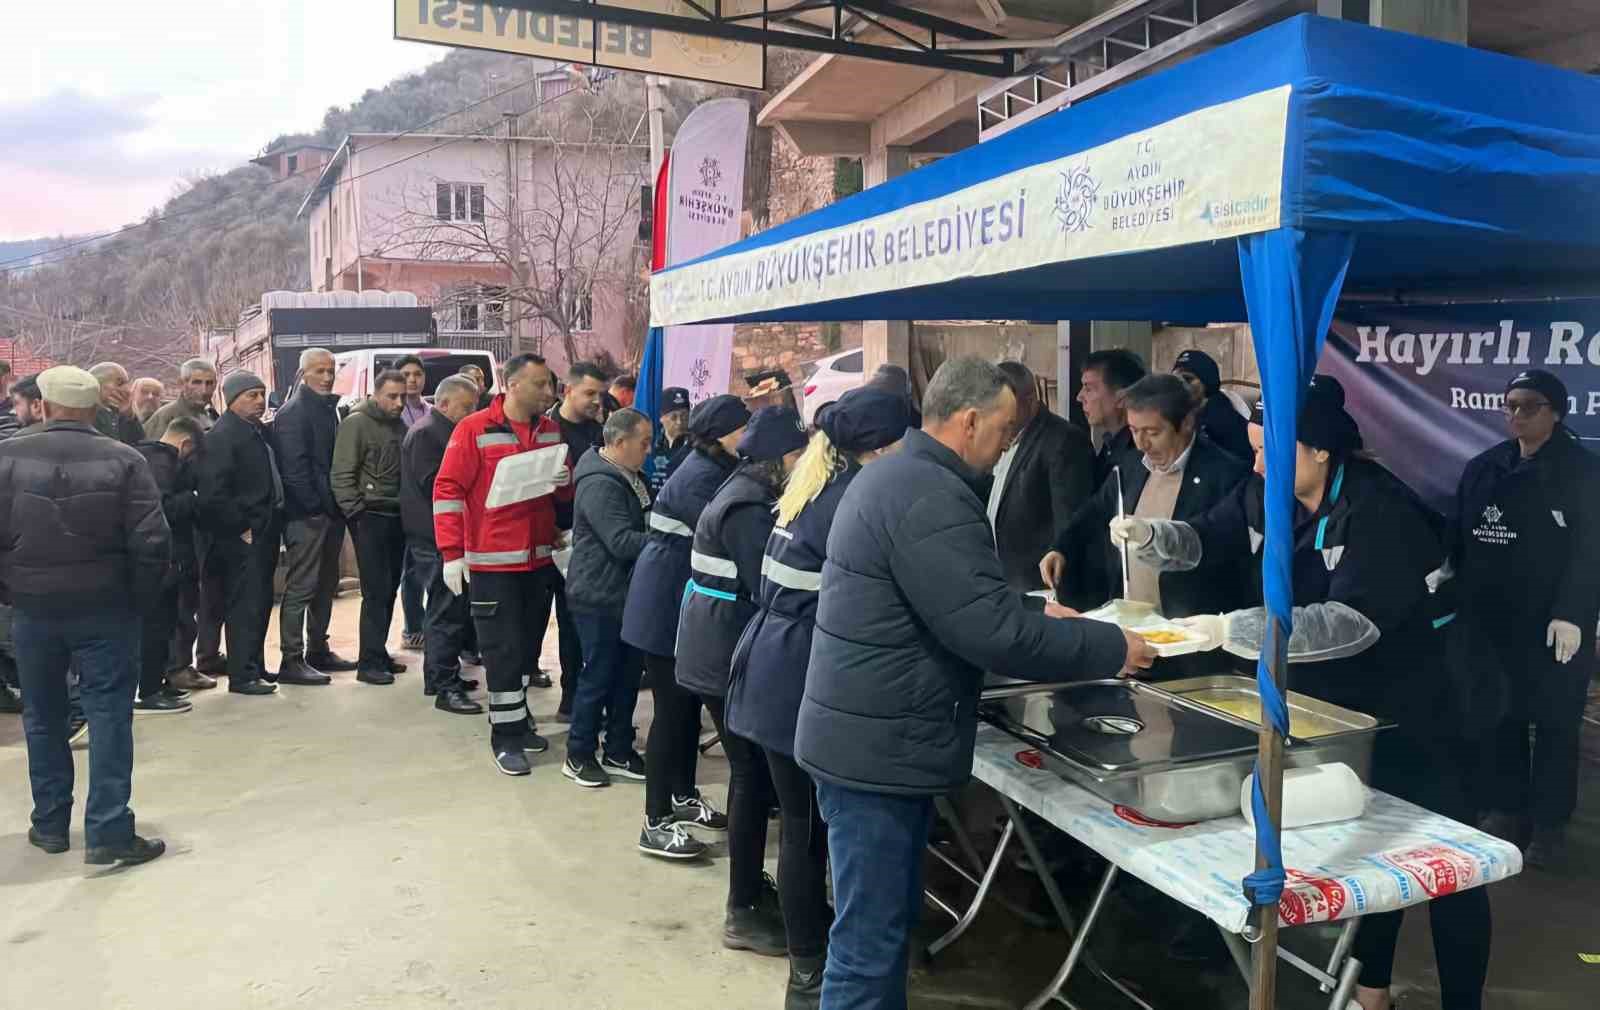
[{"left": 663, "top": 98, "right": 749, "bottom": 402}]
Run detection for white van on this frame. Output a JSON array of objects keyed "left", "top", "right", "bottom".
[{"left": 330, "top": 347, "right": 500, "bottom": 413}]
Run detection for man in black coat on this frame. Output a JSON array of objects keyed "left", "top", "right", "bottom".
[
  {"left": 271, "top": 348, "right": 354, "bottom": 684},
  {"left": 132, "top": 416, "right": 205, "bottom": 714},
  {"left": 645, "top": 386, "right": 692, "bottom": 497},
  {"left": 985, "top": 361, "right": 1095, "bottom": 590},
  {"left": 401, "top": 376, "right": 484, "bottom": 716},
  {"left": 196, "top": 371, "right": 283, "bottom": 696},
  {"left": 544, "top": 361, "right": 607, "bottom": 713},
  {"left": 1076, "top": 348, "right": 1147, "bottom": 485},
  {"left": 795, "top": 356, "right": 1152, "bottom": 1009},
  {"left": 1042, "top": 374, "right": 1252, "bottom": 676},
  {"left": 0, "top": 365, "right": 171, "bottom": 866}
]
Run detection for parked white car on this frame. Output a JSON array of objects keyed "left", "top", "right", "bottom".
[{"left": 798, "top": 347, "right": 865, "bottom": 426}]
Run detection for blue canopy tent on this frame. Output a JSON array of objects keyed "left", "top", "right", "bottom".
[{"left": 645, "top": 12, "right": 1600, "bottom": 1003}]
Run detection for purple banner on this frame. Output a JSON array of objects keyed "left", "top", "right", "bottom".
[{"left": 1320, "top": 300, "right": 1600, "bottom": 509}]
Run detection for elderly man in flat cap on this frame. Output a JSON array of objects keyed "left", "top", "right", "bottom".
[
  {"left": 195, "top": 371, "right": 285, "bottom": 696},
  {"left": 0, "top": 366, "right": 172, "bottom": 866}
]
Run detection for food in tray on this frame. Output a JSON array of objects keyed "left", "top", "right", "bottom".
[
  {"left": 1136, "top": 629, "right": 1191, "bottom": 645},
  {"left": 1181, "top": 690, "right": 1345, "bottom": 739}
]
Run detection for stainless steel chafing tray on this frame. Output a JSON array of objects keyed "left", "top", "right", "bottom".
[{"left": 978, "top": 677, "right": 1385, "bottom": 823}]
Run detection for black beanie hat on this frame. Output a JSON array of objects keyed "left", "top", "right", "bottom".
[
  {"left": 1506, "top": 369, "right": 1569, "bottom": 418},
  {"left": 687, "top": 393, "right": 751, "bottom": 440},
  {"left": 1173, "top": 349, "right": 1221, "bottom": 396},
  {"left": 737, "top": 407, "right": 809, "bottom": 461},
  {"left": 817, "top": 386, "right": 912, "bottom": 453},
  {"left": 1248, "top": 375, "right": 1362, "bottom": 454}
]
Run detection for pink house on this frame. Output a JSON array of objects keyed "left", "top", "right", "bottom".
[
  {"left": 297, "top": 129, "right": 645, "bottom": 376},
  {"left": 251, "top": 144, "right": 333, "bottom": 182}
]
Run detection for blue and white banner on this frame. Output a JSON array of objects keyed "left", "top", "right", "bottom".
[
  {"left": 1321, "top": 300, "right": 1600, "bottom": 508},
  {"left": 651, "top": 86, "right": 1291, "bottom": 327}
]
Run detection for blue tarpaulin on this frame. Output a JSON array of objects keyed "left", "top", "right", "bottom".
[{"left": 645, "top": 13, "right": 1600, "bottom": 917}]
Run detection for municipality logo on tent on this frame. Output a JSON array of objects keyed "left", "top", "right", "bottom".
[{"left": 1054, "top": 163, "right": 1098, "bottom": 235}]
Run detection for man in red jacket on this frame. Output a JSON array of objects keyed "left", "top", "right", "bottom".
[{"left": 433, "top": 354, "right": 573, "bottom": 776}]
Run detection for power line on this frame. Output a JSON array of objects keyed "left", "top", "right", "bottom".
[{"left": 0, "top": 69, "right": 553, "bottom": 273}]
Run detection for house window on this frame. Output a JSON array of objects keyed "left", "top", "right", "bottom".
[
  {"left": 459, "top": 304, "right": 480, "bottom": 331},
  {"left": 436, "top": 182, "right": 486, "bottom": 223},
  {"left": 287, "top": 154, "right": 298, "bottom": 174},
  {"left": 484, "top": 301, "right": 505, "bottom": 332}
]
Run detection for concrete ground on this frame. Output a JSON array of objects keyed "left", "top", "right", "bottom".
[{"left": 2, "top": 596, "right": 1596, "bottom": 1009}]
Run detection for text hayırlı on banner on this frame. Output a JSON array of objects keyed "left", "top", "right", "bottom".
[
  {"left": 1321, "top": 301, "right": 1600, "bottom": 509},
  {"left": 662, "top": 98, "right": 749, "bottom": 402},
  {"left": 651, "top": 86, "right": 1291, "bottom": 327}
]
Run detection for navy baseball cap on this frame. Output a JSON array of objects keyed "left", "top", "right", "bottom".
[{"left": 662, "top": 387, "right": 691, "bottom": 413}]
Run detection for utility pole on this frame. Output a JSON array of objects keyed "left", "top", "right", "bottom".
[
  {"left": 646, "top": 74, "right": 667, "bottom": 180},
  {"left": 504, "top": 110, "right": 521, "bottom": 353}
]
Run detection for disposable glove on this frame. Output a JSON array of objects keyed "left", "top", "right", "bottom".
[
  {"left": 1108, "top": 516, "right": 1152, "bottom": 547},
  {"left": 1425, "top": 558, "right": 1455, "bottom": 594},
  {"left": 1179, "top": 602, "right": 1380, "bottom": 663},
  {"left": 1548, "top": 620, "right": 1581, "bottom": 664},
  {"left": 443, "top": 558, "right": 470, "bottom": 597}
]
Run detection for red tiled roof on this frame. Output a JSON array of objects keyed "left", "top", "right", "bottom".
[{"left": 0, "top": 337, "right": 57, "bottom": 378}]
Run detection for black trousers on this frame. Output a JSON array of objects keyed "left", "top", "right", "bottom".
[
  {"left": 644, "top": 652, "right": 703, "bottom": 821},
  {"left": 212, "top": 522, "right": 281, "bottom": 686},
  {"left": 410, "top": 541, "right": 470, "bottom": 694},
  {"left": 350, "top": 512, "right": 406, "bottom": 673},
  {"left": 177, "top": 534, "right": 225, "bottom": 672},
  {"left": 705, "top": 696, "right": 773, "bottom": 910},
  {"left": 768, "top": 749, "right": 832, "bottom": 958},
  {"left": 1352, "top": 729, "right": 1492, "bottom": 1009},
  {"left": 470, "top": 567, "right": 558, "bottom": 744},
  {"left": 1489, "top": 698, "right": 1586, "bottom": 829},
  {"left": 540, "top": 575, "right": 585, "bottom": 713},
  {"left": 139, "top": 582, "right": 180, "bottom": 700}
]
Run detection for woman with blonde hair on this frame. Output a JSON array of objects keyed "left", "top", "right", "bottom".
[{"left": 724, "top": 385, "right": 912, "bottom": 1010}]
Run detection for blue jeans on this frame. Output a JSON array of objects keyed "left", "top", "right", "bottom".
[
  {"left": 14, "top": 609, "right": 141, "bottom": 848},
  {"left": 816, "top": 781, "right": 934, "bottom": 1010},
  {"left": 567, "top": 611, "right": 642, "bottom": 762}
]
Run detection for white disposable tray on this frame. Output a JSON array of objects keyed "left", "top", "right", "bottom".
[
  {"left": 1081, "top": 599, "right": 1213, "bottom": 658},
  {"left": 485, "top": 444, "right": 568, "bottom": 509}
]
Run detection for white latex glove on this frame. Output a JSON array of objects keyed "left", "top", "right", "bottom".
[
  {"left": 1548, "top": 620, "right": 1580, "bottom": 664},
  {"left": 1425, "top": 558, "right": 1455, "bottom": 594},
  {"left": 1172, "top": 614, "right": 1227, "bottom": 653},
  {"left": 443, "top": 558, "right": 470, "bottom": 597},
  {"left": 1108, "top": 516, "right": 1152, "bottom": 547}
]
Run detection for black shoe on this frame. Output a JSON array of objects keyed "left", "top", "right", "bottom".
[
  {"left": 229, "top": 680, "right": 278, "bottom": 696},
  {"left": 195, "top": 655, "right": 227, "bottom": 675},
  {"left": 27, "top": 827, "right": 68, "bottom": 854},
  {"left": 276, "top": 657, "right": 332, "bottom": 686},
  {"left": 601, "top": 750, "right": 646, "bottom": 781},
  {"left": 457, "top": 676, "right": 479, "bottom": 692},
  {"left": 639, "top": 817, "right": 708, "bottom": 860},
  {"left": 84, "top": 834, "right": 166, "bottom": 866},
  {"left": 305, "top": 651, "right": 358, "bottom": 673},
  {"left": 493, "top": 743, "right": 531, "bottom": 777},
  {"left": 386, "top": 658, "right": 408, "bottom": 675},
  {"left": 459, "top": 651, "right": 484, "bottom": 668},
  {"left": 260, "top": 669, "right": 279, "bottom": 684},
  {"left": 435, "top": 689, "right": 483, "bottom": 715},
  {"left": 135, "top": 693, "right": 193, "bottom": 715},
  {"left": 724, "top": 894, "right": 788, "bottom": 956},
  {"left": 158, "top": 686, "right": 190, "bottom": 701},
  {"left": 562, "top": 756, "right": 610, "bottom": 788},
  {"left": 785, "top": 956, "right": 825, "bottom": 1010},
  {"left": 0, "top": 686, "right": 23, "bottom": 714},
  {"left": 522, "top": 730, "right": 548, "bottom": 754},
  {"left": 672, "top": 790, "right": 729, "bottom": 832},
  {"left": 357, "top": 668, "right": 395, "bottom": 686},
  {"left": 528, "top": 670, "right": 553, "bottom": 689}
]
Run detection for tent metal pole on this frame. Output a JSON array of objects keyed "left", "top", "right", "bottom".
[{"left": 1249, "top": 619, "right": 1288, "bottom": 1010}]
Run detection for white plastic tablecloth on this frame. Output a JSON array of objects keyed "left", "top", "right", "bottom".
[{"left": 971, "top": 725, "right": 1522, "bottom": 934}]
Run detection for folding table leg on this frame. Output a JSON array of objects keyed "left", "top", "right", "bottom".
[
  {"left": 1024, "top": 863, "right": 1119, "bottom": 1010},
  {"left": 1002, "top": 796, "right": 1079, "bottom": 934},
  {"left": 926, "top": 818, "right": 1014, "bottom": 958}
]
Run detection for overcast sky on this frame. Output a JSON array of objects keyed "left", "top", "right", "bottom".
[{"left": 0, "top": 0, "right": 446, "bottom": 241}]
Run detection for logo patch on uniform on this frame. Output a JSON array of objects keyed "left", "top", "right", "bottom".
[
  {"left": 1321, "top": 545, "right": 1345, "bottom": 571},
  {"left": 1552, "top": 510, "right": 1566, "bottom": 528},
  {"left": 1482, "top": 504, "right": 1503, "bottom": 524},
  {"left": 1473, "top": 504, "right": 1517, "bottom": 546}
]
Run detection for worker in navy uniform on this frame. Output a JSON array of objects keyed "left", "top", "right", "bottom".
[
  {"left": 1444, "top": 369, "right": 1600, "bottom": 870},
  {"left": 670, "top": 407, "right": 809, "bottom": 953},
  {"left": 621, "top": 395, "right": 749, "bottom": 808},
  {"left": 1172, "top": 348, "right": 1251, "bottom": 462},
  {"left": 726, "top": 387, "right": 912, "bottom": 1010},
  {"left": 646, "top": 386, "right": 693, "bottom": 496},
  {"left": 1041, "top": 373, "right": 1252, "bottom": 675},
  {"left": 1118, "top": 376, "right": 1492, "bottom": 1010}
]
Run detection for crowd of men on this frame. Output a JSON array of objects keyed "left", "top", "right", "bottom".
[{"left": 1, "top": 342, "right": 1593, "bottom": 1010}]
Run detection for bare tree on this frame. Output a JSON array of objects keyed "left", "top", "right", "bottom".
[{"left": 371, "top": 88, "right": 648, "bottom": 368}]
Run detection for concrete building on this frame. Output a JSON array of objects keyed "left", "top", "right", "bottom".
[{"left": 297, "top": 127, "right": 644, "bottom": 376}]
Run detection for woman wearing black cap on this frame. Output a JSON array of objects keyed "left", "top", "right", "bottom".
[
  {"left": 1173, "top": 348, "right": 1252, "bottom": 462},
  {"left": 617, "top": 394, "right": 749, "bottom": 812},
  {"left": 724, "top": 387, "right": 912, "bottom": 1010},
  {"left": 668, "top": 407, "right": 811, "bottom": 953},
  {"left": 1445, "top": 369, "right": 1599, "bottom": 870},
  {"left": 1115, "top": 376, "right": 1492, "bottom": 1010}
]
